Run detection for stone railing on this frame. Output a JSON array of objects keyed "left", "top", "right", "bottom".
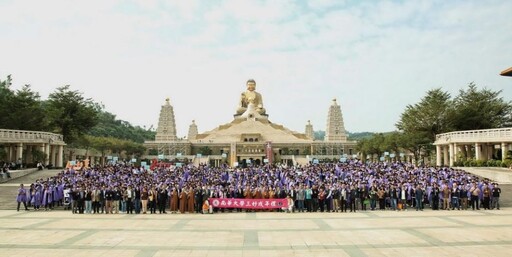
[
  {"left": 0, "top": 129, "right": 65, "bottom": 145},
  {"left": 435, "top": 128, "right": 512, "bottom": 144}
]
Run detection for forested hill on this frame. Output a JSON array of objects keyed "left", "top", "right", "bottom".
[
  {"left": 87, "top": 111, "right": 155, "bottom": 144},
  {"left": 313, "top": 131, "right": 379, "bottom": 141}
]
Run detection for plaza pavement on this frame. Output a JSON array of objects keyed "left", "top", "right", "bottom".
[
  {"left": 1, "top": 168, "right": 511, "bottom": 256},
  {"left": 0, "top": 207, "right": 511, "bottom": 257}
]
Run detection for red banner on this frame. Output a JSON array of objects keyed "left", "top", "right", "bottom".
[
  {"left": 266, "top": 141, "right": 273, "bottom": 165},
  {"left": 209, "top": 198, "right": 288, "bottom": 209}
]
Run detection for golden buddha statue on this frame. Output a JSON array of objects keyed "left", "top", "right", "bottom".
[{"left": 236, "top": 79, "right": 266, "bottom": 115}]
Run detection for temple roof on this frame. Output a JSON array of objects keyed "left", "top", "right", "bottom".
[{"left": 195, "top": 118, "right": 311, "bottom": 144}]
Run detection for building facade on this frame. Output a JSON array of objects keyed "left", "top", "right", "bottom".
[{"left": 144, "top": 80, "right": 357, "bottom": 167}]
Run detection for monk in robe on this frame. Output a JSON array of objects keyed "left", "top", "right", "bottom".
[
  {"left": 262, "top": 187, "right": 269, "bottom": 199},
  {"left": 244, "top": 186, "right": 252, "bottom": 199},
  {"left": 179, "top": 189, "right": 187, "bottom": 214},
  {"left": 269, "top": 187, "right": 276, "bottom": 199},
  {"left": 254, "top": 187, "right": 263, "bottom": 199},
  {"left": 187, "top": 187, "right": 195, "bottom": 213},
  {"left": 170, "top": 188, "right": 179, "bottom": 213}
]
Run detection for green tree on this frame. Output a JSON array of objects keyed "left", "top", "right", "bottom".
[
  {"left": 396, "top": 88, "right": 452, "bottom": 142},
  {"left": 0, "top": 75, "right": 15, "bottom": 128},
  {"left": 383, "top": 132, "right": 402, "bottom": 155},
  {"left": 88, "top": 110, "right": 155, "bottom": 143},
  {"left": 124, "top": 141, "right": 146, "bottom": 159},
  {"left": 5, "top": 85, "right": 47, "bottom": 131},
  {"left": 356, "top": 133, "right": 387, "bottom": 160},
  {"left": 45, "top": 85, "right": 100, "bottom": 144},
  {"left": 399, "top": 131, "right": 432, "bottom": 163},
  {"left": 451, "top": 83, "right": 512, "bottom": 130},
  {"left": 89, "top": 136, "right": 114, "bottom": 165}
]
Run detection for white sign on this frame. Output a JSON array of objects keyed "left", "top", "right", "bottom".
[
  {"left": 177, "top": 153, "right": 182, "bottom": 157},
  {"left": 234, "top": 162, "right": 239, "bottom": 167},
  {"left": 221, "top": 153, "right": 227, "bottom": 158},
  {"left": 380, "top": 157, "right": 385, "bottom": 161},
  {"left": 158, "top": 154, "right": 164, "bottom": 160},
  {"left": 107, "top": 156, "right": 112, "bottom": 160},
  {"left": 197, "top": 153, "right": 202, "bottom": 158},
  {"left": 340, "top": 157, "right": 347, "bottom": 162},
  {"left": 384, "top": 152, "right": 390, "bottom": 156},
  {"left": 246, "top": 159, "right": 251, "bottom": 164},
  {"left": 313, "top": 159, "right": 319, "bottom": 164},
  {"left": 176, "top": 163, "right": 182, "bottom": 167},
  {"left": 113, "top": 157, "right": 118, "bottom": 162},
  {"left": 131, "top": 158, "right": 136, "bottom": 163},
  {"left": 263, "top": 159, "right": 269, "bottom": 163},
  {"left": 389, "top": 154, "right": 396, "bottom": 158}
]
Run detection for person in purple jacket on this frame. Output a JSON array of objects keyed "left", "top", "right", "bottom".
[{"left": 16, "top": 184, "right": 29, "bottom": 211}]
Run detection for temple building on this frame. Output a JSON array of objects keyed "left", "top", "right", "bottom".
[{"left": 144, "top": 80, "right": 357, "bottom": 166}]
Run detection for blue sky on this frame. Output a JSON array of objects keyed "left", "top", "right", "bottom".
[{"left": 1, "top": 0, "right": 511, "bottom": 137}]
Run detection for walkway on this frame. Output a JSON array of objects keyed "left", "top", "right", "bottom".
[{"left": 0, "top": 208, "right": 511, "bottom": 256}]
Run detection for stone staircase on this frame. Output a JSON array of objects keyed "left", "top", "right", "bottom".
[{"left": 0, "top": 168, "right": 38, "bottom": 183}]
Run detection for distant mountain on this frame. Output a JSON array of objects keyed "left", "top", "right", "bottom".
[{"left": 347, "top": 132, "right": 377, "bottom": 141}]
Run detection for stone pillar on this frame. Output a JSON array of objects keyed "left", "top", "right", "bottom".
[
  {"left": 443, "top": 145, "right": 449, "bottom": 166},
  {"left": 453, "top": 143, "right": 458, "bottom": 163},
  {"left": 16, "top": 143, "right": 23, "bottom": 162},
  {"left": 503, "top": 143, "right": 509, "bottom": 161},
  {"left": 25, "top": 145, "right": 32, "bottom": 164},
  {"left": 8, "top": 145, "right": 13, "bottom": 162},
  {"left": 449, "top": 144, "right": 454, "bottom": 167},
  {"left": 475, "top": 143, "right": 481, "bottom": 161},
  {"left": 51, "top": 146, "right": 58, "bottom": 166},
  {"left": 436, "top": 145, "right": 442, "bottom": 167},
  {"left": 57, "top": 145, "right": 64, "bottom": 168},
  {"left": 44, "top": 143, "right": 50, "bottom": 166}
]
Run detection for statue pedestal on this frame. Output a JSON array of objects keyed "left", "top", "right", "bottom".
[{"left": 234, "top": 103, "right": 268, "bottom": 121}]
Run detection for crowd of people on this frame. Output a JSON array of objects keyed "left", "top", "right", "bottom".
[{"left": 16, "top": 161, "right": 503, "bottom": 213}]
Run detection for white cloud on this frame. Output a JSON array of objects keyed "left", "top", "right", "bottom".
[{"left": 1, "top": 0, "right": 511, "bottom": 137}]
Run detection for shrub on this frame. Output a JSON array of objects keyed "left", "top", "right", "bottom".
[
  {"left": 487, "top": 159, "right": 496, "bottom": 167},
  {"left": 475, "top": 160, "right": 486, "bottom": 167},
  {"left": 502, "top": 159, "right": 512, "bottom": 168}
]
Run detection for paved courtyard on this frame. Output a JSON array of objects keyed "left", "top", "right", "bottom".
[
  {"left": 0, "top": 208, "right": 511, "bottom": 257},
  {"left": 1, "top": 168, "right": 511, "bottom": 256}
]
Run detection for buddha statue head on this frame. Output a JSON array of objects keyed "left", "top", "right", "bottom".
[{"left": 246, "top": 79, "right": 256, "bottom": 92}]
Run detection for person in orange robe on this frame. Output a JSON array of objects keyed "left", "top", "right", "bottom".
[
  {"left": 179, "top": 189, "right": 187, "bottom": 214},
  {"left": 262, "top": 187, "right": 269, "bottom": 199},
  {"left": 244, "top": 186, "right": 252, "bottom": 199},
  {"left": 170, "top": 187, "right": 178, "bottom": 213},
  {"left": 254, "top": 187, "right": 262, "bottom": 199},
  {"left": 187, "top": 187, "right": 195, "bottom": 213}
]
